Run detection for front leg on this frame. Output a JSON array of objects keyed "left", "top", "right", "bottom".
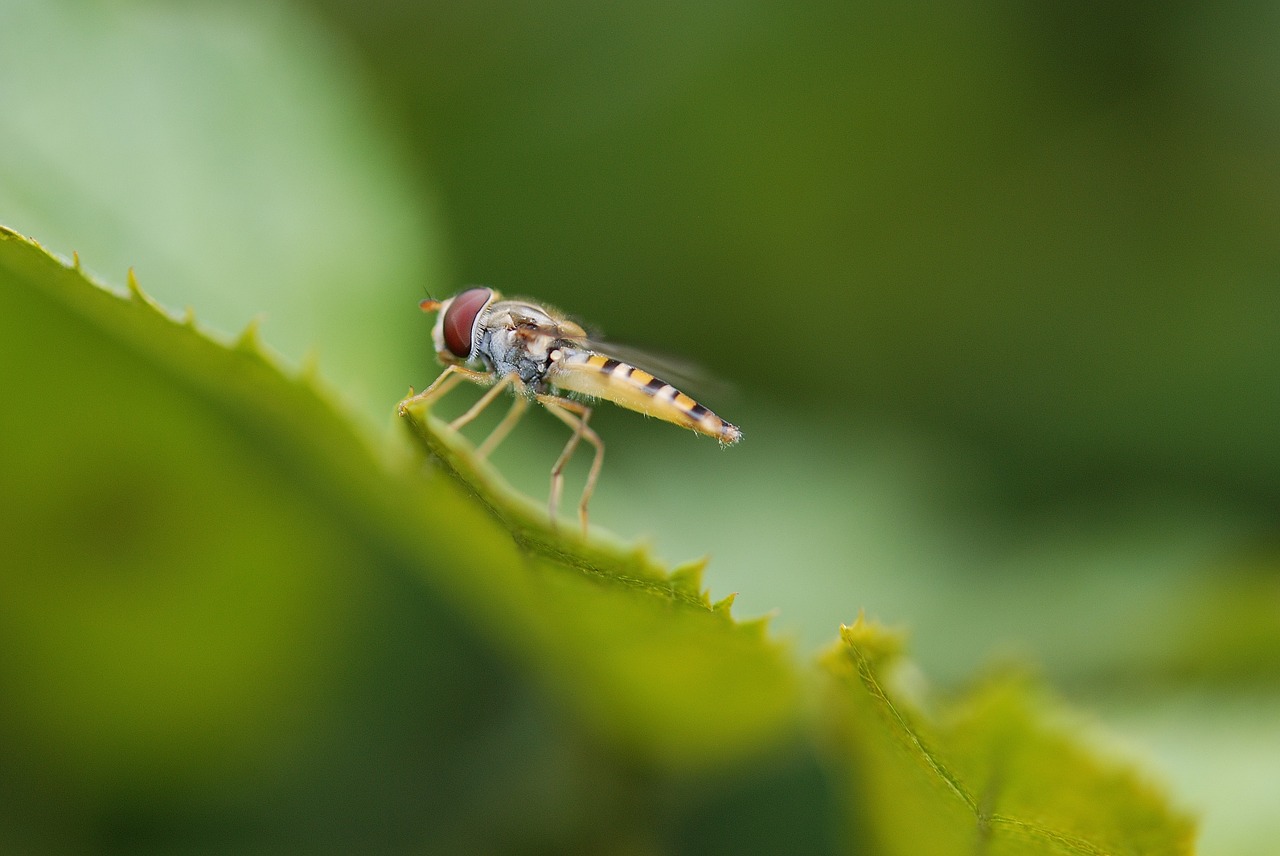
[{"left": 398, "top": 364, "right": 494, "bottom": 416}]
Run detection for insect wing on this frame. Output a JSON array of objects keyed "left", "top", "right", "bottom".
[
  {"left": 547, "top": 346, "right": 741, "bottom": 444},
  {"left": 575, "top": 338, "right": 735, "bottom": 404},
  {"left": 496, "top": 299, "right": 588, "bottom": 342}
]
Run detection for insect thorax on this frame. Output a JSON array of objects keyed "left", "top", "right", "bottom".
[{"left": 474, "top": 325, "right": 559, "bottom": 390}]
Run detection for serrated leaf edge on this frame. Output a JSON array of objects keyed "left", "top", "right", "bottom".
[
  {"left": 398, "top": 392, "right": 762, "bottom": 623},
  {"left": 836, "top": 628, "right": 1194, "bottom": 856}
]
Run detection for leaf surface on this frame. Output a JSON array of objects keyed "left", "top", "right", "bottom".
[
  {"left": 827, "top": 617, "right": 1196, "bottom": 856},
  {"left": 0, "top": 226, "right": 1195, "bottom": 853}
]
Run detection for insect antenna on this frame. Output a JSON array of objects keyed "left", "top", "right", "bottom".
[{"left": 418, "top": 285, "right": 442, "bottom": 313}]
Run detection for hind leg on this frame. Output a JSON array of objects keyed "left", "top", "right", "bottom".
[{"left": 536, "top": 394, "right": 604, "bottom": 535}]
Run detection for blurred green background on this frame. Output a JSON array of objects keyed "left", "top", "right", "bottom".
[{"left": 3, "top": 0, "right": 1279, "bottom": 852}]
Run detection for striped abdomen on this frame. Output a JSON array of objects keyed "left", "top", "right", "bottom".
[{"left": 547, "top": 351, "right": 742, "bottom": 445}]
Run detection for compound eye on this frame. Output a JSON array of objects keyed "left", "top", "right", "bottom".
[{"left": 442, "top": 288, "right": 492, "bottom": 358}]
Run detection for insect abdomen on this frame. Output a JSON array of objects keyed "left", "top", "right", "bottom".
[{"left": 550, "top": 352, "right": 742, "bottom": 444}]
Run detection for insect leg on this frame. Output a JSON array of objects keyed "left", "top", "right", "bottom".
[
  {"left": 476, "top": 387, "right": 530, "bottom": 459},
  {"left": 539, "top": 400, "right": 584, "bottom": 531},
  {"left": 398, "top": 364, "right": 492, "bottom": 415},
  {"left": 536, "top": 394, "right": 605, "bottom": 535},
  {"left": 450, "top": 372, "right": 517, "bottom": 432}
]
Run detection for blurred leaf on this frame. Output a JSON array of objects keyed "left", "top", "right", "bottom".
[
  {"left": 0, "top": 226, "right": 1197, "bottom": 850},
  {"left": 1074, "top": 556, "right": 1280, "bottom": 692},
  {"left": 0, "top": 226, "right": 807, "bottom": 851},
  {"left": 0, "top": 0, "right": 439, "bottom": 424},
  {"left": 396, "top": 397, "right": 793, "bottom": 765},
  {"left": 1101, "top": 689, "right": 1280, "bottom": 856},
  {"left": 826, "top": 616, "right": 1195, "bottom": 856}
]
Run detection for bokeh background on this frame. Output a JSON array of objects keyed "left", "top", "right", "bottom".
[{"left": 3, "top": 0, "right": 1279, "bottom": 852}]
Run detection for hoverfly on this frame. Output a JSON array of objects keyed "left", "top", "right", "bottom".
[{"left": 398, "top": 288, "right": 742, "bottom": 532}]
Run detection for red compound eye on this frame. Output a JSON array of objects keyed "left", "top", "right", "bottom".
[{"left": 442, "top": 288, "right": 492, "bottom": 358}]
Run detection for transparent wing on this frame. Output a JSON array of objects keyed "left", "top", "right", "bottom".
[
  {"left": 506, "top": 303, "right": 591, "bottom": 340},
  {"left": 577, "top": 337, "right": 737, "bottom": 403}
]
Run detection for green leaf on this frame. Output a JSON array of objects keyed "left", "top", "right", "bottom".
[
  {"left": 0, "top": 226, "right": 804, "bottom": 850},
  {"left": 827, "top": 616, "right": 1196, "bottom": 856},
  {"left": 0, "top": 225, "right": 1195, "bottom": 852},
  {"left": 0, "top": 0, "right": 440, "bottom": 424}
]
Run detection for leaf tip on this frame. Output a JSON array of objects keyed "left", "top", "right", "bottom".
[
  {"left": 126, "top": 267, "right": 143, "bottom": 298},
  {"left": 838, "top": 611, "right": 906, "bottom": 667},
  {"left": 711, "top": 592, "right": 737, "bottom": 615},
  {"left": 669, "top": 557, "right": 709, "bottom": 598},
  {"left": 123, "top": 268, "right": 169, "bottom": 316},
  {"left": 235, "top": 315, "right": 266, "bottom": 353}
]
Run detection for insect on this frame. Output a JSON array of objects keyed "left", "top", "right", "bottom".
[{"left": 399, "top": 288, "right": 742, "bottom": 532}]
